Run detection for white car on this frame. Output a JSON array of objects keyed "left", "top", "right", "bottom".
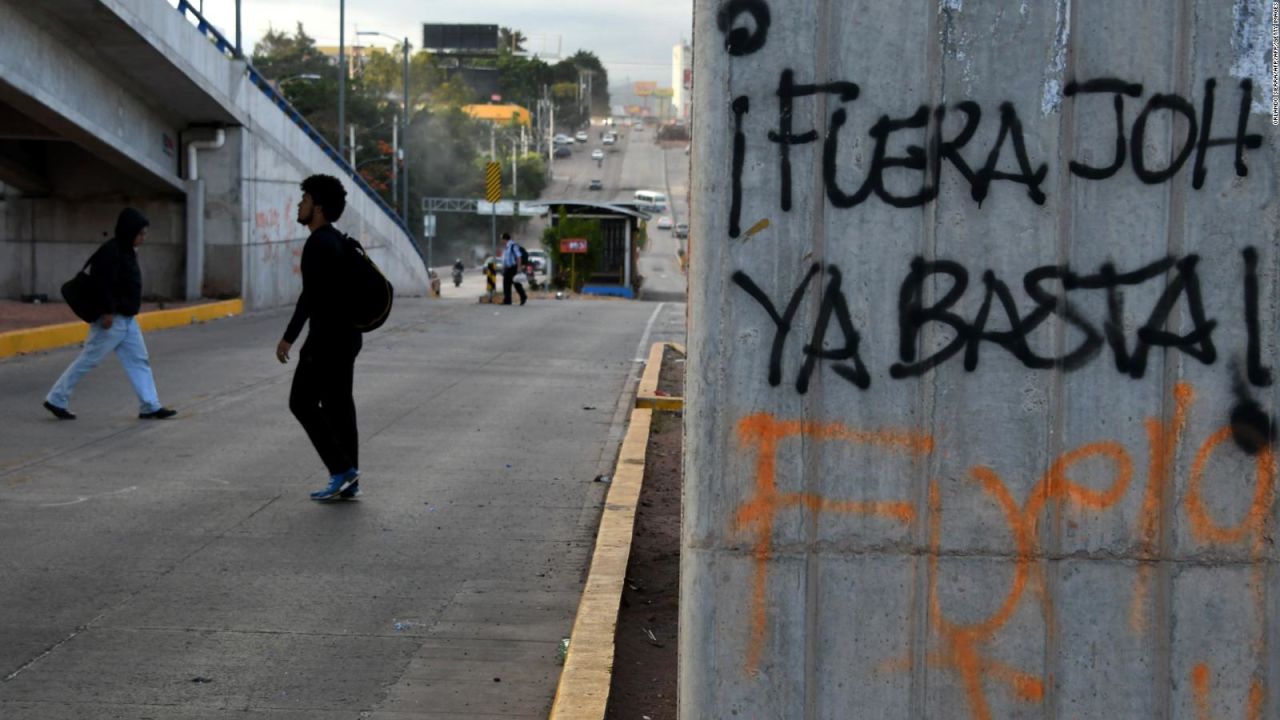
[
  {"left": 602, "top": 134, "right": 616, "bottom": 145},
  {"left": 575, "top": 131, "right": 589, "bottom": 142},
  {"left": 527, "top": 249, "right": 550, "bottom": 276},
  {"left": 656, "top": 216, "right": 673, "bottom": 230},
  {"left": 591, "top": 149, "right": 604, "bottom": 160}
]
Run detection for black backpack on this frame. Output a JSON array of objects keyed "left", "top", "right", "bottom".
[
  {"left": 343, "top": 235, "right": 393, "bottom": 332},
  {"left": 518, "top": 244, "right": 529, "bottom": 267}
]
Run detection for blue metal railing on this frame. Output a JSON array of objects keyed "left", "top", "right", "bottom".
[{"left": 172, "top": 0, "right": 425, "bottom": 264}]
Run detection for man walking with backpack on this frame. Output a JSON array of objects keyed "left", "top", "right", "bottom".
[
  {"left": 276, "top": 175, "right": 363, "bottom": 501},
  {"left": 501, "top": 232, "right": 527, "bottom": 306}
]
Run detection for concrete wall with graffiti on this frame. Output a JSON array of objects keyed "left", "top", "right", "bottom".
[
  {"left": 236, "top": 85, "right": 432, "bottom": 311},
  {"left": 684, "top": 1, "right": 1279, "bottom": 717}
]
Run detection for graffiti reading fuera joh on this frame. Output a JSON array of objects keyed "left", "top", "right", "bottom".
[
  {"left": 719, "top": 1, "right": 1264, "bottom": 237},
  {"left": 703, "top": 1, "right": 1278, "bottom": 717}
]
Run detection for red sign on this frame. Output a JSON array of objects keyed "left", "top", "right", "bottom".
[{"left": 560, "top": 237, "right": 588, "bottom": 254}]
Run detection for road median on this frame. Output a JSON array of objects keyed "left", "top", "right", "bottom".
[{"left": 550, "top": 340, "right": 684, "bottom": 718}]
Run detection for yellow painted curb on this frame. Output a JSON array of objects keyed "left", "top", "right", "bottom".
[
  {"left": 549, "top": 407, "right": 653, "bottom": 720},
  {"left": 0, "top": 299, "right": 244, "bottom": 360},
  {"left": 636, "top": 341, "right": 685, "bottom": 410}
]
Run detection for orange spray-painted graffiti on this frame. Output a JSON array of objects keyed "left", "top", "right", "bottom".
[
  {"left": 731, "top": 382, "right": 1275, "bottom": 719},
  {"left": 1191, "top": 662, "right": 1265, "bottom": 720}
]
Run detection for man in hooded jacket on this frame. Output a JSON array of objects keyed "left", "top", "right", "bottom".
[{"left": 43, "top": 208, "right": 177, "bottom": 420}]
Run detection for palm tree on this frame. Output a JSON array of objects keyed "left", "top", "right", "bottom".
[{"left": 499, "top": 27, "right": 527, "bottom": 54}]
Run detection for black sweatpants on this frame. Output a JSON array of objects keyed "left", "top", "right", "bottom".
[
  {"left": 289, "top": 335, "right": 362, "bottom": 475},
  {"left": 502, "top": 266, "right": 526, "bottom": 305}
]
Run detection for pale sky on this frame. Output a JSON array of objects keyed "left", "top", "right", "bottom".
[{"left": 182, "top": 0, "right": 693, "bottom": 93}]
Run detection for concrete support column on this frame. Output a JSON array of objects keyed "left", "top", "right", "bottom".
[
  {"left": 684, "top": 1, "right": 1279, "bottom": 718},
  {"left": 185, "top": 178, "right": 204, "bottom": 300}
]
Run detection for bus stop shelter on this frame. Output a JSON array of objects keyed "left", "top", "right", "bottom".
[{"left": 544, "top": 201, "right": 650, "bottom": 298}]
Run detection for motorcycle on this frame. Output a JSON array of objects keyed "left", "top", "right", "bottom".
[{"left": 451, "top": 267, "right": 464, "bottom": 287}]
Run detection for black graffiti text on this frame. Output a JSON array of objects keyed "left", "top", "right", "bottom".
[{"left": 731, "top": 249, "right": 1272, "bottom": 393}]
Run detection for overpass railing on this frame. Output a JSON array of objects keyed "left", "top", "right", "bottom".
[{"left": 171, "top": 0, "right": 425, "bottom": 265}]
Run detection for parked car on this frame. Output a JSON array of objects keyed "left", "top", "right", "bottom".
[
  {"left": 553, "top": 134, "right": 572, "bottom": 145},
  {"left": 553, "top": 145, "right": 572, "bottom": 159},
  {"left": 674, "top": 222, "right": 689, "bottom": 239},
  {"left": 591, "top": 149, "right": 604, "bottom": 160},
  {"left": 588, "top": 179, "right": 603, "bottom": 191},
  {"left": 575, "top": 130, "right": 589, "bottom": 142},
  {"left": 656, "top": 216, "right": 673, "bottom": 230},
  {"left": 528, "top": 249, "right": 550, "bottom": 277}
]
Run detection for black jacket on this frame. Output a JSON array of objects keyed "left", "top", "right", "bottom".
[
  {"left": 283, "top": 223, "right": 359, "bottom": 345},
  {"left": 91, "top": 208, "right": 148, "bottom": 317}
]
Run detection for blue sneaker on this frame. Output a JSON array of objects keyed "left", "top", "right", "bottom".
[
  {"left": 311, "top": 468, "right": 359, "bottom": 501},
  {"left": 338, "top": 479, "right": 361, "bottom": 499}
]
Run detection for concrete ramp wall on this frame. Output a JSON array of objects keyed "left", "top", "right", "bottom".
[
  {"left": 0, "top": 0, "right": 428, "bottom": 309},
  {"left": 685, "top": 1, "right": 1279, "bottom": 718}
]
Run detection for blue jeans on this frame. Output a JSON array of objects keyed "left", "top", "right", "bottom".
[{"left": 46, "top": 314, "right": 162, "bottom": 413}]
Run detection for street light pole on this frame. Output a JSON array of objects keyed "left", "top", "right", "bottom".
[{"left": 358, "top": 31, "right": 412, "bottom": 224}]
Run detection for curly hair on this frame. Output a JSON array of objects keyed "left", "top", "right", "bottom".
[{"left": 301, "top": 174, "right": 347, "bottom": 223}]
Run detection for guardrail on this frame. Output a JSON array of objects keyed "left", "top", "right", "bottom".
[{"left": 171, "top": 0, "right": 426, "bottom": 265}]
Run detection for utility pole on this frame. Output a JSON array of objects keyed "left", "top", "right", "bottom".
[
  {"left": 234, "top": 0, "right": 241, "bottom": 57},
  {"left": 401, "top": 36, "right": 410, "bottom": 223},
  {"left": 547, "top": 87, "right": 555, "bottom": 180},
  {"left": 337, "top": 0, "right": 345, "bottom": 159},
  {"left": 391, "top": 120, "right": 398, "bottom": 212},
  {"left": 489, "top": 122, "right": 497, "bottom": 257},
  {"left": 512, "top": 139, "right": 518, "bottom": 198},
  {"left": 349, "top": 126, "right": 355, "bottom": 167}
]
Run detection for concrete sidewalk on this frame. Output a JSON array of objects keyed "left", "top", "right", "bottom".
[{"left": 0, "top": 298, "right": 243, "bottom": 359}]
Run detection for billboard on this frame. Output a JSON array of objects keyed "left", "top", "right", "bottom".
[
  {"left": 655, "top": 87, "right": 674, "bottom": 98},
  {"left": 453, "top": 66, "right": 498, "bottom": 99},
  {"left": 634, "top": 81, "right": 656, "bottom": 97},
  {"left": 422, "top": 24, "right": 498, "bottom": 54}
]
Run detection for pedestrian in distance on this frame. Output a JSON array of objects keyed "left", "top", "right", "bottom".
[
  {"left": 276, "top": 174, "right": 363, "bottom": 501},
  {"left": 501, "top": 232, "right": 527, "bottom": 306},
  {"left": 43, "top": 208, "right": 177, "bottom": 421}
]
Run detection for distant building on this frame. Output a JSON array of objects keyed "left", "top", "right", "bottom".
[
  {"left": 672, "top": 42, "right": 692, "bottom": 120},
  {"left": 316, "top": 45, "right": 372, "bottom": 76}
]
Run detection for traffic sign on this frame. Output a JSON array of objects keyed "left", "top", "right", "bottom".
[
  {"left": 485, "top": 162, "right": 501, "bottom": 203},
  {"left": 560, "top": 237, "right": 588, "bottom": 254}
]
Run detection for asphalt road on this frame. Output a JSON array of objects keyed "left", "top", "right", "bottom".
[
  {"left": 0, "top": 295, "right": 686, "bottom": 718},
  {"left": 438, "top": 124, "right": 689, "bottom": 303}
]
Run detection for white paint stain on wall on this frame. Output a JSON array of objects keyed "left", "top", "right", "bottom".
[
  {"left": 1041, "top": 0, "right": 1070, "bottom": 116},
  {"left": 1230, "top": 0, "right": 1272, "bottom": 113}
]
